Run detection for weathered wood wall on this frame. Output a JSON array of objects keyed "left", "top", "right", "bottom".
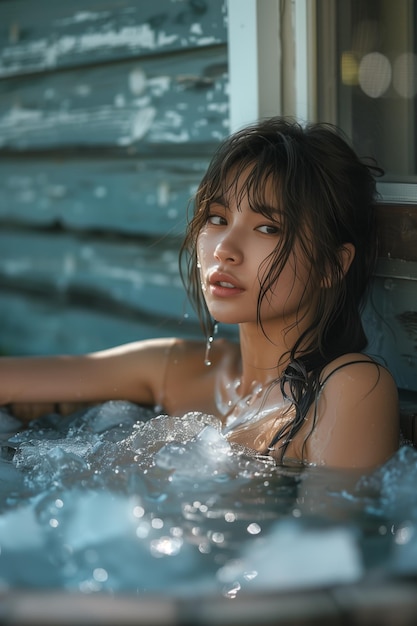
[
  {"left": 0, "top": 0, "right": 229, "bottom": 355},
  {"left": 363, "top": 202, "right": 417, "bottom": 392},
  {"left": 0, "top": 0, "right": 415, "bottom": 396}
]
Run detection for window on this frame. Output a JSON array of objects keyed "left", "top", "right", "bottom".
[
  {"left": 316, "top": 0, "right": 417, "bottom": 200},
  {"left": 228, "top": 0, "right": 417, "bottom": 201}
]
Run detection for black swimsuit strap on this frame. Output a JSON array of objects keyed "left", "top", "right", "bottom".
[
  {"left": 268, "top": 357, "right": 385, "bottom": 454},
  {"left": 319, "top": 358, "right": 382, "bottom": 389}
]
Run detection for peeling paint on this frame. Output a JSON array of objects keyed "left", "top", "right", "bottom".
[
  {"left": 193, "top": 36, "right": 218, "bottom": 46},
  {"left": 0, "top": 43, "right": 228, "bottom": 149},
  {"left": 1, "top": 25, "right": 160, "bottom": 69},
  {"left": 94, "top": 186, "right": 107, "bottom": 199},
  {"left": 190, "top": 23, "right": 203, "bottom": 36},
  {"left": 0, "top": 1, "right": 228, "bottom": 103},
  {"left": 157, "top": 181, "right": 170, "bottom": 207},
  {"left": 0, "top": 21, "right": 183, "bottom": 75},
  {"left": 0, "top": 0, "right": 228, "bottom": 355},
  {"left": 1, "top": 107, "right": 42, "bottom": 126},
  {"left": 130, "top": 107, "right": 156, "bottom": 142},
  {"left": 62, "top": 253, "right": 76, "bottom": 277},
  {"left": 128, "top": 67, "right": 147, "bottom": 95},
  {"left": 75, "top": 84, "right": 92, "bottom": 97},
  {"left": 208, "top": 102, "right": 228, "bottom": 113},
  {"left": 56, "top": 11, "right": 111, "bottom": 26},
  {"left": 17, "top": 189, "right": 35, "bottom": 204},
  {"left": 147, "top": 76, "right": 171, "bottom": 96},
  {"left": 154, "top": 129, "right": 190, "bottom": 143},
  {"left": 156, "top": 32, "right": 180, "bottom": 47},
  {"left": 47, "top": 185, "right": 67, "bottom": 199}
]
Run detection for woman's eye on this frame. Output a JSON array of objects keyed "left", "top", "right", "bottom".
[
  {"left": 257, "top": 224, "right": 280, "bottom": 235},
  {"left": 207, "top": 214, "right": 226, "bottom": 226}
]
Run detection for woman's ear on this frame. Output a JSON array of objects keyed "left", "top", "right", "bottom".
[
  {"left": 339, "top": 242, "right": 355, "bottom": 276},
  {"left": 321, "top": 243, "right": 355, "bottom": 288}
]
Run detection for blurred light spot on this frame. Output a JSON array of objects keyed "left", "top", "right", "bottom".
[
  {"left": 394, "top": 522, "right": 414, "bottom": 545},
  {"left": 223, "top": 582, "right": 241, "bottom": 598},
  {"left": 247, "top": 522, "right": 261, "bottom": 535},
  {"left": 136, "top": 521, "right": 151, "bottom": 538},
  {"left": 198, "top": 542, "right": 211, "bottom": 553},
  {"left": 150, "top": 536, "right": 183, "bottom": 557},
  {"left": 93, "top": 568, "right": 108, "bottom": 582},
  {"left": 151, "top": 517, "right": 164, "bottom": 529},
  {"left": 359, "top": 52, "right": 391, "bottom": 97},
  {"left": 133, "top": 505, "right": 145, "bottom": 518},
  {"left": 341, "top": 51, "right": 359, "bottom": 85}
]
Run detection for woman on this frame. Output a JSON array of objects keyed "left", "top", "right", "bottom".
[{"left": 0, "top": 117, "right": 399, "bottom": 469}]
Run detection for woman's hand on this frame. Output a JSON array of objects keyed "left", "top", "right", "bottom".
[{"left": 6, "top": 401, "right": 95, "bottom": 422}]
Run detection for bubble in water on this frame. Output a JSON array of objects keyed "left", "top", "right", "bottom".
[
  {"left": 394, "top": 522, "right": 414, "bottom": 546},
  {"left": 247, "top": 523, "right": 261, "bottom": 535},
  {"left": 150, "top": 537, "right": 183, "bottom": 557},
  {"left": 222, "top": 581, "right": 241, "bottom": 598},
  {"left": 93, "top": 568, "right": 108, "bottom": 583}
]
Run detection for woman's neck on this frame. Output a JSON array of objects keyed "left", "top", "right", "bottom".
[{"left": 237, "top": 323, "right": 290, "bottom": 395}]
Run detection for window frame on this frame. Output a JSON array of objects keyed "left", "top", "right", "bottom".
[{"left": 227, "top": 0, "right": 417, "bottom": 203}]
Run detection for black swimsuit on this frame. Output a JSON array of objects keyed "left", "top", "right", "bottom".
[{"left": 267, "top": 357, "right": 384, "bottom": 452}]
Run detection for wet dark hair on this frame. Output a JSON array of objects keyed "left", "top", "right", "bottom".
[{"left": 180, "top": 116, "right": 383, "bottom": 459}]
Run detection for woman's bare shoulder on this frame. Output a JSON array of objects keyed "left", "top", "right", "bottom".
[
  {"left": 319, "top": 352, "right": 399, "bottom": 420},
  {"left": 320, "top": 352, "right": 395, "bottom": 385},
  {"left": 167, "top": 336, "right": 240, "bottom": 373},
  {"left": 304, "top": 353, "right": 400, "bottom": 469}
]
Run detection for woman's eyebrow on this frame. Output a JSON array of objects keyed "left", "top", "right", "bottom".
[
  {"left": 254, "top": 203, "right": 283, "bottom": 217},
  {"left": 210, "top": 196, "right": 228, "bottom": 207}
]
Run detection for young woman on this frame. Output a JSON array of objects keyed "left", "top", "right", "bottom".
[{"left": 0, "top": 117, "right": 399, "bottom": 469}]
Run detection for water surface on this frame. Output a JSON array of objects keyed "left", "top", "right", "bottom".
[{"left": 0, "top": 401, "right": 415, "bottom": 596}]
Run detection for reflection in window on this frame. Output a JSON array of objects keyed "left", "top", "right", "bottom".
[{"left": 317, "top": 0, "right": 417, "bottom": 183}]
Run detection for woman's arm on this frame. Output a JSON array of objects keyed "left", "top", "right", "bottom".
[
  {"left": 303, "top": 356, "right": 400, "bottom": 469},
  {"left": 0, "top": 337, "right": 177, "bottom": 422}
]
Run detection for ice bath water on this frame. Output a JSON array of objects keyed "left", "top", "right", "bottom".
[{"left": 0, "top": 401, "right": 416, "bottom": 596}]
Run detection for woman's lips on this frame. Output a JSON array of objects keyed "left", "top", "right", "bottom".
[{"left": 208, "top": 271, "right": 244, "bottom": 297}]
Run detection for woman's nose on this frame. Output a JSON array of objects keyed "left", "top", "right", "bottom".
[{"left": 213, "top": 230, "right": 243, "bottom": 264}]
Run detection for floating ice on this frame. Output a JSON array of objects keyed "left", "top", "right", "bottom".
[
  {"left": 0, "top": 401, "right": 415, "bottom": 595},
  {"left": 81, "top": 400, "right": 154, "bottom": 434},
  {"left": 155, "top": 425, "right": 232, "bottom": 475},
  {"left": 238, "top": 521, "right": 363, "bottom": 591}
]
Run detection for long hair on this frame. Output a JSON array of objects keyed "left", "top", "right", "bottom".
[{"left": 180, "top": 117, "right": 383, "bottom": 458}]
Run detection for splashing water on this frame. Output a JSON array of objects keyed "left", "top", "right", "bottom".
[{"left": 0, "top": 401, "right": 416, "bottom": 596}]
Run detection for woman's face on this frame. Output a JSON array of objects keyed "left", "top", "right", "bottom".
[{"left": 196, "top": 172, "right": 318, "bottom": 334}]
